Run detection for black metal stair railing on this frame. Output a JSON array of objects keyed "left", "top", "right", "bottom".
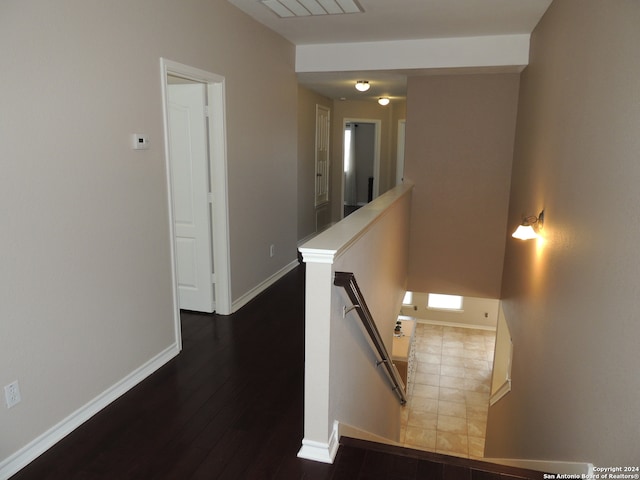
[{"left": 334, "top": 271, "right": 408, "bottom": 406}]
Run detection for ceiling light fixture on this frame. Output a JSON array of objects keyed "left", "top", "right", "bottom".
[
  {"left": 355, "top": 80, "right": 370, "bottom": 92},
  {"left": 378, "top": 97, "right": 390, "bottom": 106},
  {"left": 261, "top": 0, "right": 363, "bottom": 18},
  {"left": 512, "top": 210, "right": 544, "bottom": 240}
]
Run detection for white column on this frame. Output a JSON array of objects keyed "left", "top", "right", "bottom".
[{"left": 297, "top": 253, "right": 339, "bottom": 463}]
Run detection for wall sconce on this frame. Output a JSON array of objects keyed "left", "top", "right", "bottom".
[
  {"left": 512, "top": 210, "right": 544, "bottom": 240},
  {"left": 355, "top": 80, "right": 370, "bottom": 92},
  {"left": 378, "top": 97, "right": 390, "bottom": 106}
]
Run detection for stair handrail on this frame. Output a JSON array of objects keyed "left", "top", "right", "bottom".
[{"left": 333, "top": 271, "right": 408, "bottom": 405}]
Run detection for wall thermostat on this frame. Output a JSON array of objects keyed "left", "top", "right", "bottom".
[{"left": 132, "top": 134, "right": 150, "bottom": 150}]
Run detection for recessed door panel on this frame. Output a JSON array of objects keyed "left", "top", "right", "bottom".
[{"left": 168, "top": 83, "right": 214, "bottom": 312}]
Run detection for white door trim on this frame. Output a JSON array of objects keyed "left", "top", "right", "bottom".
[
  {"left": 160, "top": 58, "right": 233, "bottom": 342},
  {"left": 315, "top": 104, "right": 330, "bottom": 208},
  {"left": 396, "top": 119, "right": 406, "bottom": 186},
  {"left": 340, "top": 118, "right": 381, "bottom": 219}
]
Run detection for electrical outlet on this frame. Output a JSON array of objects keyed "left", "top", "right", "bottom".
[{"left": 4, "top": 381, "right": 21, "bottom": 408}]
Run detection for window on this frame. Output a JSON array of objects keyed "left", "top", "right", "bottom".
[
  {"left": 343, "top": 127, "right": 352, "bottom": 173},
  {"left": 402, "top": 291, "right": 413, "bottom": 305},
  {"left": 427, "top": 293, "right": 463, "bottom": 311}
]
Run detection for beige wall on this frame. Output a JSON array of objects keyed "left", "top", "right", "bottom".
[
  {"left": 400, "top": 293, "right": 499, "bottom": 330},
  {"left": 329, "top": 99, "right": 406, "bottom": 222},
  {"left": 0, "top": 0, "right": 296, "bottom": 466},
  {"left": 404, "top": 74, "right": 519, "bottom": 298},
  {"left": 485, "top": 0, "right": 640, "bottom": 465},
  {"left": 297, "top": 86, "right": 332, "bottom": 241}
]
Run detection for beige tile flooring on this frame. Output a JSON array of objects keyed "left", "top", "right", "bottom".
[{"left": 399, "top": 323, "right": 495, "bottom": 459}]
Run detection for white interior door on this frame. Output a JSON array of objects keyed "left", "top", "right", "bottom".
[
  {"left": 315, "top": 104, "right": 330, "bottom": 207},
  {"left": 167, "top": 83, "right": 214, "bottom": 313}
]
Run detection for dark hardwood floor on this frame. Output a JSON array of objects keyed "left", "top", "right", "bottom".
[{"left": 11, "top": 265, "right": 544, "bottom": 479}]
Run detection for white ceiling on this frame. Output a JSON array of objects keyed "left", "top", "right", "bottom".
[{"left": 228, "top": 0, "right": 553, "bottom": 101}]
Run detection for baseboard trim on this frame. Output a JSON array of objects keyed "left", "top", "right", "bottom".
[
  {"left": 484, "top": 458, "right": 594, "bottom": 476},
  {"left": 0, "top": 343, "right": 180, "bottom": 480},
  {"left": 489, "top": 379, "right": 512, "bottom": 406},
  {"left": 231, "top": 259, "right": 299, "bottom": 313},
  {"left": 297, "top": 421, "right": 339, "bottom": 464},
  {"left": 338, "top": 422, "right": 402, "bottom": 447}
]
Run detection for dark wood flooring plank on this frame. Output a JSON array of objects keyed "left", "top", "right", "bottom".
[
  {"left": 443, "top": 464, "right": 472, "bottom": 480},
  {"left": 416, "top": 459, "right": 444, "bottom": 479}
]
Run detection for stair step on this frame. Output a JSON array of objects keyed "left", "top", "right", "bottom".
[{"left": 335, "top": 437, "right": 547, "bottom": 479}]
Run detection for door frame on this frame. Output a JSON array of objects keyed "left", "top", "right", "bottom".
[
  {"left": 340, "top": 118, "right": 381, "bottom": 218},
  {"left": 396, "top": 119, "right": 406, "bottom": 185},
  {"left": 314, "top": 104, "right": 330, "bottom": 208},
  {"left": 160, "top": 58, "right": 232, "bottom": 347}
]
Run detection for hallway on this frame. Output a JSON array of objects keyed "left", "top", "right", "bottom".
[
  {"left": 400, "top": 323, "right": 495, "bottom": 459},
  {"left": 10, "top": 266, "right": 539, "bottom": 479}
]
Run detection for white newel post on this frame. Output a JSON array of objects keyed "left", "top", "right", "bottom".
[
  {"left": 296, "top": 184, "right": 413, "bottom": 464},
  {"left": 296, "top": 250, "right": 339, "bottom": 463}
]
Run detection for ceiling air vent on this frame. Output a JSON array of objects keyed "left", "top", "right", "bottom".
[{"left": 260, "top": 0, "right": 363, "bottom": 18}]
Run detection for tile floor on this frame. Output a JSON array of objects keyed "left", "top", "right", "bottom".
[{"left": 399, "top": 323, "right": 495, "bottom": 459}]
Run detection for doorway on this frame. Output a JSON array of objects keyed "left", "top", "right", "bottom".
[
  {"left": 342, "top": 119, "right": 381, "bottom": 218},
  {"left": 315, "top": 105, "right": 332, "bottom": 232},
  {"left": 166, "top": 77, "right": 214, "bottom": 313},
  {"left": 160, "top": 59, "right": 232, "bottom": 345}
]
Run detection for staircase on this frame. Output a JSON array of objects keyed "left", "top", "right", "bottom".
[{"left": 331, "top": 437, "right": 546, "bottom": 480}]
